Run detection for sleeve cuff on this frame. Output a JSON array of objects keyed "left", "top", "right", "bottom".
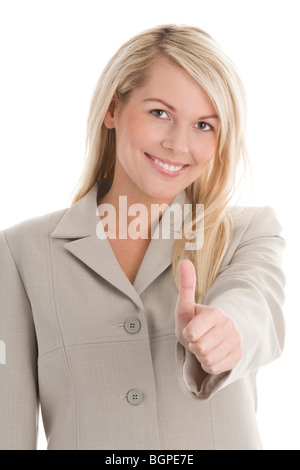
[{"left": 176, "top": 341, "right": 234, "bottom": 401}]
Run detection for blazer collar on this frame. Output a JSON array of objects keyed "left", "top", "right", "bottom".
[
  {"left": 51, "top": 177, "right": 186, "bottom": 310},
  {"left": 51, "top": 177, "right": 112, "bottom": 239}
]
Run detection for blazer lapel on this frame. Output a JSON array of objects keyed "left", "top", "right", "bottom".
[{"left": 50, "top": 178, "right": 186, "bottom": 310}]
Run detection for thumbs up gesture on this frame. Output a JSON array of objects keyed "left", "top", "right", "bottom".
[{"left": 175, "top": 259, "right": 243, "bottom": 375}]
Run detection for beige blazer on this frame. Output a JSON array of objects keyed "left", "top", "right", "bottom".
[{"left": 0, "top": 177, "right": 286, "bottom": 450}]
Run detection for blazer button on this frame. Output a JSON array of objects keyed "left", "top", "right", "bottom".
[
  {"left": 127, "top": 389, "right": 144, "bottom": 406},
  {"left": 124, "top": 318, "right": 141, "bottom": 334}
]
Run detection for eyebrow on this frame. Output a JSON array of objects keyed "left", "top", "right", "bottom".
[{"left": 142, "top": 98, "right": 219, "bottom": 120}]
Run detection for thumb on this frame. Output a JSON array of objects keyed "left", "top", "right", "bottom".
[{"left": 175, "top": 259, "right": 197, "bottom": 343}]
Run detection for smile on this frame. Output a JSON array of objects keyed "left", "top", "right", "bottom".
[{"left": 144, "top": 153, "right": 189, "bottom": 176}]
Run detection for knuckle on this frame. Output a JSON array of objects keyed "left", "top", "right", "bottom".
[
  {"left": 203, "top": 364, "right": 218, "bottom": 375},
  {"left": 204, "top": 356, "right": 214, "bottom": 368},
  {"left": 201, "top": 354, "right": 214, "bottom": 369},
  {"left": 224, "top": 316, "right": 234, "bottom": 330},
  {"left": 233, "top": 330, "right": 242, "bottom": 349},
  {"left": 215, "top": 307, "right": 226, "bottom": 320},
  {"left": 195, "top": 342, "right": 206, "bottom": 356},
  {"left": 183, "top": 325, "right": 197, "bottom": 343},
  {"left": 217, "top": 307, "right": 225, "bottom": 317},
  {"left": 236, "top": 348, "right": 243, "bottom": 363}
]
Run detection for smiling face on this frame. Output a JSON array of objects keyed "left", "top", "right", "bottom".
[{"left": 103, "top": 58, "right": 220, "bottom": 207}]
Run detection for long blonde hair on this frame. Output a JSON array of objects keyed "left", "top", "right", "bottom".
[{"left": 71, "top": 24, "right": 249, "bottom": 303}]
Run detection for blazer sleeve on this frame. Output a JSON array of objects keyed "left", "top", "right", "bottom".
[
  {"left": 176, "top": 206, "right": 286, "bottom": 401},
  {"left": 0, "top": 230, "right": 39, "bottom": 450}
]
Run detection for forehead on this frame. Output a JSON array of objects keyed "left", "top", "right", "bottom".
[{"left": 131, "top": 58, "right": 216, "bottom": 113}]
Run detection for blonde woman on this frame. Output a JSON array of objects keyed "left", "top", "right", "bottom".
[{"left": 0, "top": 25, "right": 285, "bottom": 450}]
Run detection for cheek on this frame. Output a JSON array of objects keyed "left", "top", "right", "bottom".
[
  {"left": 193, "top": 138, "right": 218, "bottom": 166},
  {"left": 119, "top": 115, "right": 156, "bottom": 150}
]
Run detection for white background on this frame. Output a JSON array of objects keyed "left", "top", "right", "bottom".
[{"left": 0, "top": 0, "right": 299, "bottom": 450}]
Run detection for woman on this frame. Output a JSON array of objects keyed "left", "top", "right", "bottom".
[{"left": 0, "top": 24, "right": 286, "bottom": 450}]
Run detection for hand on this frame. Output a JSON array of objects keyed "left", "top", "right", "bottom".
[{"left": 175, "top": 259, "right": 243, "bottom": 375}]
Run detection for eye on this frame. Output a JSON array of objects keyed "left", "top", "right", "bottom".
[
  {"left": 151, "top": 109, "right": 169, "bottom": 119},
  {"left": 196, "top": 121, "right": 214, "bottom": 131}
]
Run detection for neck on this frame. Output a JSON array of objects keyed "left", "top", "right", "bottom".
[{"left": 97, "top": 185, "right": 172, "bottom": 241}]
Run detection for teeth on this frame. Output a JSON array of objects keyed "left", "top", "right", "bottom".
[{"left": 154, "top": 158, "right": 183, "bottom": 172}]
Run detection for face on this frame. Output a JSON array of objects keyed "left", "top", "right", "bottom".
[{"left": 104, "top": 58, "right": 220, "bottom": 206}]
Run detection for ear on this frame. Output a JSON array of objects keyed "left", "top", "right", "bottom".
[{"left": 103, "top": 98, "right": 120, "bottom": 129}]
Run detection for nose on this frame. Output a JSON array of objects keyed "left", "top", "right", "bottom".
[{"left": 161, "top": 124, "right": 189, "bottom": 155}]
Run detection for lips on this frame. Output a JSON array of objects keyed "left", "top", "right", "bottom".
[
  {"left": 144, "top": 152, "right": 189, "bottom": 177},
  {"left": 145, "top": 153, "right": 189, "bottom": 167}
]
